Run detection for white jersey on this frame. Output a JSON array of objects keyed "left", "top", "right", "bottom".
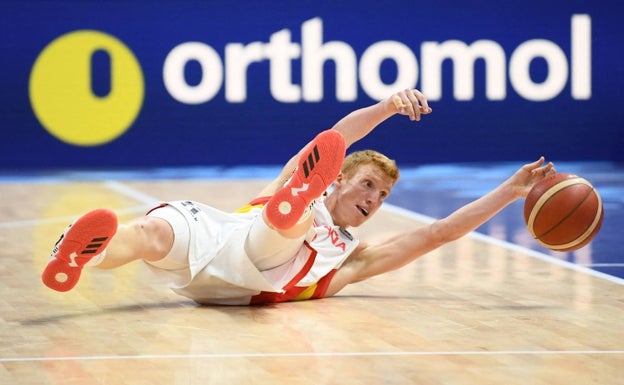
[{"left": 158, "top": 198, "right": 359, "bottom": 305}]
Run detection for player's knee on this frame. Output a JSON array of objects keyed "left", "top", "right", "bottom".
[{"left": 132, "top": 216, "right": 174, "bottom": 261}]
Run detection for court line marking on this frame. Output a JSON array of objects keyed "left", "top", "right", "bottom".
[
  {"left": 0, "top": 181, "right": 155, "bottom": 229},
  {"left": 583, "top": 263, "right": 624, "bottom": 267},
  {"left": 0, "top": 206, "right": 151, "bottom": 229},
  {"left": 2, "top": 350, "right": 623, "bottom": 363},
  {"left": 104, "top": 180, "right": 161, "bottom": 205}
]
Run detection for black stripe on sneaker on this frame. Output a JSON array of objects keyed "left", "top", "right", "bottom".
[
  {"left": 302, "top": 145, "right": 321, "bottom": 178},
  {"left": 80, "top": 236, "right": 109, "bottom": 254}
]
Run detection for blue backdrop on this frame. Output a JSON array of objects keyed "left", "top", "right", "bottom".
[{"left": 1, "top": 1, "right": 622, "bottom": 170}]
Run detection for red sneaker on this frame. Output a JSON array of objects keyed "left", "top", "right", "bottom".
[
  {"left": 265, "top": 130, "right": 346, "bottom": 230},
  {"left": 42, "top": 209, "right": 118, "bottom": 292}
]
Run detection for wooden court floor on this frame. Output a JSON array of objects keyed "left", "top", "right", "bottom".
[{"left": 1, "top": 178, "right": 623, "bottom": 385}]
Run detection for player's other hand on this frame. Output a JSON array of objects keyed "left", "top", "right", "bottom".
[
  {"left": 508, "top": 156, "right": 556, "bottom": 198},
  {"left": 390, "top": 89, "right": 432, "bottom": 121}
]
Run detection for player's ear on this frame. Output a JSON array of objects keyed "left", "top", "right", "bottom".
[{"left": 334, "top": 172, "right": 344, "bottom": 186}]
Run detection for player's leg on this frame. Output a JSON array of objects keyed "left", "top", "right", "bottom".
[
  {"left": 264, "top": 129, "right": 346, "bottom": 231},
  {"left": 42, "top": 209, "right": 175, "bottom": 292},
  {"left": 97, "top": 215, "right": 175, "bottom": 268},
  {"left": 244, "top": 215, "right": 310, "bottom": 271}
]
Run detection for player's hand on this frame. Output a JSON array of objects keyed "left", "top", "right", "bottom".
[
  {"left": 509, "top": 157, "right": 556, "bottom": 198},
  {"left": 391, "top": 89, "right": 432, "bottom": 121}
]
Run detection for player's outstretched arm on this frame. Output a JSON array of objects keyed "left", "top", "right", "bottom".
[
  {"left": 331, "top": 89, "right": 432, "bottom": 147},
  {"left": 256, "top": 89, "right": 432, "bottom": 198},
  {"left": 327, "top": 158, "right": 555, "bottom": 295}
]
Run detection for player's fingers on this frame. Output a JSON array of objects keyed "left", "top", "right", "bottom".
[
  {"left": 392, "top": 93, "right": 418, "bottom": 121},
  {"left": 526, "top": 158, "right": 544, "bottom": 177},
  {"left": 546, "top": 162, "right": 556, "bottom": 175},
  {"left": 408, "top": 89, "right": 432, "bottom": 114},
  {"left": 392, "top": 90, "right": 431, "bottom": 121},
  {"left": 528, "top": 156, "right": 545, "bottom": 169},
  {"left": 395, "top": 89, "right": 421, "bottom": 121}
]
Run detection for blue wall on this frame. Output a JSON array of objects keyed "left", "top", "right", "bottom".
[{"left": 1, "top": 1, "right": 622, "bottom": 169}]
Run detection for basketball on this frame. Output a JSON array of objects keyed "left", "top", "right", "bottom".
[{"left": 524, "top": 173, "right": 604, "bottom": 252}]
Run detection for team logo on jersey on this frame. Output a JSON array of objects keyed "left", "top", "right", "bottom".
[{"left": 325, "top": 225, "right": 347, "bottom": 251}]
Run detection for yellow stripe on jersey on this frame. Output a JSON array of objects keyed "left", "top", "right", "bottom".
[
  {"left": 234, "top": 202, "right": 264, "bottom": 214},
  {"left": 293, "top": 284, "right": 317, "bottom": 301}
]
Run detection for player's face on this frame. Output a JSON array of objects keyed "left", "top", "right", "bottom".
[{"left": 328, "top": 163, "right": 394, "bottom": 228}]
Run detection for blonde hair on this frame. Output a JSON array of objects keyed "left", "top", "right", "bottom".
[{"left": 341, "top": 150, "right": 399, "bottom": 185}]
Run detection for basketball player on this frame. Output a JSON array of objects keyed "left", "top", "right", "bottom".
[{"left": 42, "top": 89, "right": 555, "bottom": 305}]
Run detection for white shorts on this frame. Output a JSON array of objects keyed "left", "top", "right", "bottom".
[{"left": 141, "top": 201, "right": 306, "bottom": 301}]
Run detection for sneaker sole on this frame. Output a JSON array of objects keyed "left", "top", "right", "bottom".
[
  {"left": 42, "top": 209, "right": 118, "bottom": 292},
  {"left": 265, "top": 130, "right": 346, "bottom": 230}
]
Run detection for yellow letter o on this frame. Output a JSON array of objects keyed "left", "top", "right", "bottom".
[{"left": 29, "top": 30, "right": 144, "bottom": 146}]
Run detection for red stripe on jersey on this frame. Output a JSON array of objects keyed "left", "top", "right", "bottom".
[
  {"left": 310, "top": 269, "right": 338, "bottom": 299},
  {"left": 250, "top": 242, "right": 318, "bottom": 305},
  {"left": 248, "top": 196, "right": 271, "bottom": 206}
]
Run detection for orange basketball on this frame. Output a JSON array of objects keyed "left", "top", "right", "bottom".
[{"left": 523, "top": 173, "right": 604, "bottom": 252}]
